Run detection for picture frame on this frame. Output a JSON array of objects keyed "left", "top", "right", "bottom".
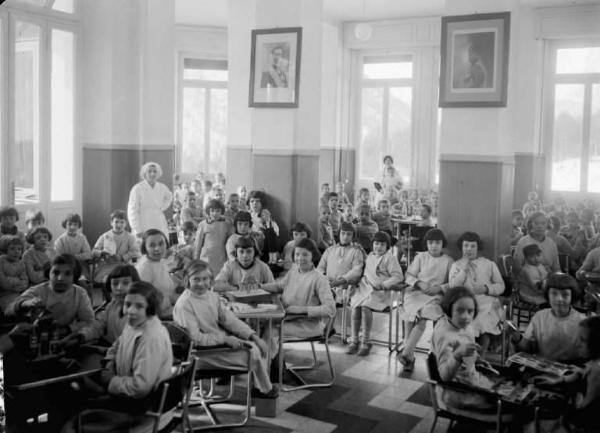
[
  {"left": 439, "top": 12, "right": 510, "bottom": 108},
  {"left": 249, "top": 27, "right": 302, "bottom": 108}
]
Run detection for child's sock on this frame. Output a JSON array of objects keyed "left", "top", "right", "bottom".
[
  {"left": 351, "top": 307, "right": 362, "bottom": 344},
  {"left": 360, "top": 307, "right": 373, "bottom": 344}
]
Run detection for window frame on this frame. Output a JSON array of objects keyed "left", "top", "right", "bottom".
[{"left": 543, "top": 38, "right": 600, "bottom": 196}]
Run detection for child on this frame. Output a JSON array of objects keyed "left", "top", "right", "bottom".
[
  {"left": 225, "top": 211, "right": 264, "bottom": 261},
  {"left": 24, "top": 209, "right": 45, "bottom": 232},
  {"left": 317, "top": 222, "right": 365, "bottom": 302},
  {"left": 432, "top": 287, "right": 495, "bottom": 409},
  {"left": 215, "top": 236, "right": 274, "bottom": 292},
  {"left": 262, "top": 238, "right": 336, "bottom": 359},
  {"left": 0, "top": 206, "right": 24, "bottom": 241},
  {"left": 136, "top": 229, "right": 176, "bottom": 317},
  {"left": 510, "top": 272, "right": 585, "bottom": 362},
  {"left": 92, "top": 209, "right": 140, "bottom": 284},
  {"left": 522, "top": 190, "right": 541, "bottom": 217},
  {"left": 348, "top": 232, "right": 403, "bottom": 356},
  {"left": 202, "top": 180, "right": 214, "bottom": 208},
  {"left": 354, "top": 188, "right": 371, "bottom": 213},
  {"left": 166, "top": 221, "right": 196, "bottom": 287},
  {"left": 320, "top": 183, "right": 331, "bottom": 208},
  {"left": 23, "top": 226, "right": 56, "bottom": 284},
  {"left": 517, "top": 244, "right": 548, "bottom": 305},
  {"left": 282, "top": 222, "right": 312, "bottom": 271},
  {"left": 260, "top": 209, "right": 280, "bottom": 265},
  {"left": 418, "top": 204, "right": 434, "bottom": 227},
  {"left": 193, "top": 199, "right": 233, "bottom": 276},
  {"left": 174, "top": 260, "right": 277, "bottom": 397},
  {"left": 342, "top": 203, "right": 355, "bottom": 224},
  {"left": 560, "top": 211, "right": 586, "bottom": 248},
  {"left": 224, "top": 192, "right": 241, "bottom": 222},
  {"left": 5, "top": 254, "right": 94, "bottom": 333},
  {"left": 55, "top": 213, "right": 93, "bottom": 279},
  {"left": 0, "top": 236, "right": 29, "bottom": 310},
  {"left": 581, "top": 208, "right": 597, "bottom": 242},
  {"left": 372, "top": 199, "right": 393, "bottom": 237},
  {"left": 399, "top": 228, "right": 453, "bottom": 371},
  {"left": 327, "top": 193, "right": 342, "bottom": 240},
  {"left": 212, "top": 185, "right": 226, "bottom": 205},
  {"left": 510, "top": 209, "right": 525, "bottom": 246},
  {"left": 335, "top": 181, "right": 351, "bottom": 207},
  {"left": 355, "top": 204, "right": 378, "bottom": 253},
  {"left": 179, "top": 191, "right": 204, "bottom": 227},
  {"left": 317, "top": 205, "right": 334, "bottom": 252}
]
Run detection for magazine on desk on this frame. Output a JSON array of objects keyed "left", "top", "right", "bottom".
[{"left": 507, "top": 352, "right": 575, "bottom": 376}]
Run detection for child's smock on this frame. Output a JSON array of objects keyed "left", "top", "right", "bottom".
[{"left": 351, "top": 250, "right": 403, "bottom": 311}]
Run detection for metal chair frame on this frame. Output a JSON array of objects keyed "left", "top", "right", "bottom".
[{"left": 369, "top": 283, "right": 406, "bottom": 353}]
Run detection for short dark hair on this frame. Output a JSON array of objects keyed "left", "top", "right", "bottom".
[
  {"left": 246, "top": 190, "right": 265, "bottom": 207},
  {"left": 290, "top": 221, "right": 312, "bottom": 238},
  {"left": 183, "top": 259, "right": 213, "bottom": 289},
  {"left": 523, "top": 244, "right": 542, "bottom": 259},
  {"left": 440, "top": 286, "right": 478, "bottom": 319},
  {"left": 46, "top": 253, "right": 81, "bottom": 282},
  {"left": 205, "top": 199, "right": 225, "bottom": 215},
  {"left": 0, "top": 206, "right": 19, "bottom": 221},
  {"left": 234, "top": 235, "right": 259, "bottom": 258},
  {"left": 234, "top": 211, "right": 253, "bottom": 231},
  {"left": 293, "top": 238, "right": 321, "bottom": 266},
  {"left": 549, "top": 215, "right": 562, "bottom": 231},
  {"left": 579, "top": 316, "right": 600, "bottom": 360},
  {"left": 456, "top": 231, "right": 483, "bottom": 251},
  {"left": 512, "top": 209, "right": 524, "bottom": 218},
  {"left": 526, "top": 211, "right": 548, "bottom": 231},
  {"left": 141, "top": 229, "right": 169, "bottom": 255},
  {"left": 110, "top": 209, "right": 127, "bottom": 221},
  {"left": 359, "top": 187, "right": 369, "bottom": 195},
  {"left": 26, "top": 226, "right": 53, "bottom": 244},
  {"left": 544, "top": 272, "right": 579, "bottom": 302},
  {"left": 421, "top": 204, "right": 432, "bottom": 215},
  {"left": 105, "top": 264, "right": 141, "bottom": 301},
  {"left": 383, "top": 155, "right": 394, "bottom": 165},
  {"left": 357, "top": 204, "right": 371, "bottom": 214},
  {"left": 25, "top": 210, "right": 45, "bottom": 224},
  {"left": 373, "top": 231, "right": 391, "bottom": 250},
  {"left": 228, "top": 193, "right": 240, "bottom": 201},
  {"left": 0, "top": 235, "right": 25, "bottom": 254},
  {"left": 328, "top": 192, "right": 338, "bottom": 199},
  {"left": 126, "top": 281, "right": 162, "bottom": 317},
  {"left": 339, "top": 221, "right": 355, "bottom": 235},
  {"left": 181, "top": 221, "right": 196, "bottom": 233},
  {"left": 61, "top": 213, "right": 82, "bottom": 229},
  {"left": 423, "top": 228, "right": 447, "bottom": 248}
]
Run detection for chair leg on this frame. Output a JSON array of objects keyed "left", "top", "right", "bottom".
[{"left": 428, "top": 414, "right": 438, "bottom": 433}]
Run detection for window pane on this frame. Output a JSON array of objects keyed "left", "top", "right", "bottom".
[
  {"left": 363, "top": 62, "right": 412, "bottom": 79},
  {"left": 556, "top": 47, "right": 600, "bottom": 74},
  {"left": 51, "top": 29, "right": 74, "bottom": 201},
  {"left": 388, "top": 87, "right": 412, "bottom": 185},
  {"left": 183, "top": 69, "right": 228, "bottom": 81},
  {"left": 14, "top": 21, "right": 40, "bottom": 204},
  {"left": 52, "top": 0, "right": 74, "bottom": 13},
  {"left": 551, "top": 84, "right": 584, "bottom": 192},
  {"left": 360, "top": 87, "right": 383, "bottom": 180},
  {"left": 182, "top": 87, "right": 206, "bottom": 173},
  {"left": 589, "top": 84, "right": 600, "bottom": 193},
  {"left": 209, "top": 88, "right": 227, "bottom": 174}
]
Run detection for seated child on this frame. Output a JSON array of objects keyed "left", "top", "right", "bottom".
[
  {"left": 510, "top": 209, "right": 525, "bottom": 246},
  {"left": 317, "top": 205, "right": 334, "bottom": 252},
  {"left": 399, "top": 228, "right": 453, "bottom": 372},
  {"left": 335, "top": 181, "right": 351, "bottom": 207},
  {"left": 0, "top": 206, "right": 25, "bottom": 242},
  {"left": 282, "top": 222, "right": 312, "bottom": 271},
  {"left": 224, "top": 193, "right": 241, "bottom": 222},
  {"left": 174, "top": 260, "right": 277, "bottom": 397},
  {"left": 215, "top": 236, "right": 274, "bottom": 292},
  {"left": 517, "top": 244, "right": 548, "bottom": 305},
  {"left": 560, "top": 211, "right": 586, "bottom": 249},
  {"left": 327, "top": 193, "right": 342, "bottom": 240},
  {"left": 417, "top": 204, "right": 434, "bottom": 227},
  {"left": 194, "top": 199, "right": 234, "bottom": 276},
  {"left": 510, "top": 272, "right": 585, "bottom": 363},
  {"left": 237, "top": 185, "right": 249, "bottom": 211},
  {"left": 262, "top": 238, "right": 336, "bottom": 359},
  {"left": 320, "top": 183, "right": 331, "bottom": 208},
  {"left": 354, "top": 188, "right": 371, "bottom": 213},
  {"left": 5, "top": 254, "right": 94, "bottom": 334},
  {"left": 355, "top": 204, "right": 378, "bottom": 253},
  {"left": 0, "top": 236, "right": 29, "bottom": 310},
  {"left": 522, "top": 190, "right": 541, "bottom": 217},
  {"left": 372, "top": 199, "right": 393, "bottom": 237},
  {"left": 317, "top": 222, "right": 365, "bottom": 302},
  {"left": 260, "top": 209, "right": 280, "bottom": 264},
  {"left": 577, "top": 244, "right": 600, "bottom": 285},
  {"left": 212, "top": 185, "right": 226, "bottom": 205},
  {"left": 432, "top": 287, "right": 495, "bottom": 410},
  {"left": 179, "top": 191, "right": 204, "bottom": 227},
  {"left": 348, "top": 232, "right": 403, "bottom": 356},
  {"left": 23, "top": 227, "right": 57, "bottom": 284},
  {"left": 342, "top": 203, "right": 356, "bottom": 224},
  {"left": 547, "top": 215, "right": 581, "bottom": 263},
  {"left": 92, "top": 209, "right": 140, "bottom": 283},
  {"left": 581, "top": 208, "right": 597, "bottom": 242},
  {"left": 136, "top": 229, "right": 177, "bottom": 317},
  {"left": 24, "top": 209, "right": 45, "bottom": 232},
  {"left": 225, "top": 211, "right": 264, "bottom": 261},
  {"left": 55, "top": 213, "right": 93, "bottom": 279}
]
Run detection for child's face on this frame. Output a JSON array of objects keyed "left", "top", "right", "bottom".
[
  {"left": 145, "top": 234, "right": 166, "bottom": 261},
  {"left": 111, "top": 276, "right": 132, "bottom": 300},
  {"left": 249, "top": 198, "right": 262, "bottom": 213},
  {"left": 461, "top": 241, "right": 478, "bottom": 260},
  {"left": 576, "top": 326, "right": 591, "bottom": 359},
  {"left": 111, "top": 218, "right": 127, "bottom": 234},
  {"left": 238, "top": 186, "right": 247, "bottom": 198},
  {"left": 512, "top": 215, "right": 524, "bottom": 227},
  {"left": 293, "top": 231, "right": 307, "bottom": 243},
  {"left": 531, "top": 253, "right": 543, "bottom": 266},
  {"left": 548, "top": 287, "right": 572, "bottom": 317},
  {"left": 203, "top": 183, "right": 212, "bottom": 193},
  {"left": 383, "top": 157, "right": 393, "bottom": 167},
  {"left": 360, "top": 191, "right": 370, "bottom": 202},
  {"left": 123, "top": 293, "right": 149, "bottom": 327},
  {"left": 320, "top": 208, "right": 331, "bottom": 223},
  {"left": 339, "top": 230, "right": 353, "bottom": 245},
  {"left": 208, "top": 207, "right": 222, "bottom": 220},
  {"left": 378, "top": 202, "right": 390, "bottom": 215},
  {"left": 236, "top": 247, "right": 255, "bottom": 267},
  {"left": 328, "top": 197, "right": 339, "bottom": 210},
  {"left": 359, "top": 209, "right": 371, "bottom": 223},
  {"left": 528, "top": 191, "right": 538, "bottom": 201},
  {"left": 344, "top": 206, "right": 353, "bottom": 218},
  {"left": 229, "top": 196, "right": 240, "bottom": 209},
  {"left": 294, "top": 247, "right": 313, "bottom": 270},
  {"left": 66, "top": 221, "right": 79, "bottom": 235},
  {"left": 260, "top": 209, "right": 271, "bottom": 222},
  {"left": 214, "top": 190, "right": 225, "bottom": 202},
  {"left": 183, "top": 230, "right": 195, "bottom": 245},
  {"left": 186, "top": 196, "right": 196, "bottom": 208},
  {"left": 372, "top": 240, "right": 387, "bottom": 256},
  {"left": 6, "top": 244, "right": 23, "bottom": 261},
  {"left": 420, "top": 207, "right": 430, "bottom": 219},
  {"left": 322, "top": 185, "right": 330, "bottom": 194},
  {"left": 427, "top": 240, "right": 443, "bottom": 257},
  {"left": 450, "top": 296, "right": 475, "bottom": 329},
  {"left": 236, "top": 221, "right": 250, "bottom": 235},
  {"left": 0, "top": 215, "right": 16, "bottom": 228},
  {"left": 188, "top": 269, "right": 212, "bottom": 296},
  {"left": 33, "top": 232, "right": 49, "bottom": 250},
  {"left": 49, "top": 263, "right": 74, "bottom": 293}
]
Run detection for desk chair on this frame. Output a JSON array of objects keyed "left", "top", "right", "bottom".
[
  {"left": 163, "top": 322, "right": 193, "bottom": 368},
  {"left": 497, "top": 254, "right": 538, "bottom": 328},
  {"left": 278, "top": 314, "right": 335, "bottom": 392},
  {"left": 370, "top": 283, "right": 406, "bottom": 353},
  {"left": 426, "top": 353, "right": 514, "bottom": 433}
]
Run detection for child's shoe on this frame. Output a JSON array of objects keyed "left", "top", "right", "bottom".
[
  {"left": 357, "top": 342, "right": 371, "bottom": 356},
  {"left": 346, "top": 342, "right": 359, "bottom": 355},
  {"left": 397, "top": 352, "right": 415, "bottom": 372}
]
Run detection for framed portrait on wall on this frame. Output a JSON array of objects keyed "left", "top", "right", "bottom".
[
  {"left": 249, "top": 27, "right": 302, "bottom": 108},
  {"left": 439, "top": 12, "right": 510, "bottom": 107}
]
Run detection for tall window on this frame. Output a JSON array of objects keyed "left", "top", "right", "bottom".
[
  {"left": 179, "top": 58, "right": 228, "bottom": 175},
  {"left": 546, "top": 43, "right": 600, "bottom": 193},
  {"left": 359, "top": 55, "right": 413, "bottom": 183}
]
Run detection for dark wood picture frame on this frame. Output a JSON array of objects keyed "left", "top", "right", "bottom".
[
  {"left": 249, "top": 27, "right": 302, "bottom": 108},
  {"left": 439, "top": 12, "right": 510, "bottom": 108}
]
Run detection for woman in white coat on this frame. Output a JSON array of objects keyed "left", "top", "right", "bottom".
[{"left": 127, "top": 162, "right": 173, "bottom": 237}]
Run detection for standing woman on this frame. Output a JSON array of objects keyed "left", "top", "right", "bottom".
[{"left": 127, "top": 162, "right": 173, "bottom": 238}]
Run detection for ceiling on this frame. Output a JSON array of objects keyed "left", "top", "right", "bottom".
[{"left": 175, "top": 0, "right": 600, "bottom": 27}]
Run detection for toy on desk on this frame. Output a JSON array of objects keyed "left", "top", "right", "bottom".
[
  {"left": 228, "top": 288, "right": 272, "bottom": 304},
  {"left": 507, "top": 352, "right": 576, "bottom": 377},
  {"left": 22, "top": 308, "right": 67, "bottom": 360}
]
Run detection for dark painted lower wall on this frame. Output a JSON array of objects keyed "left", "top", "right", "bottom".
[
  {"left": 82, "top": 145, "right": 174, "bottom": 246},
  {"left": 319, "top": 147, "right": 356, "bottom": 203},
  {"left": 513, "top": 153, "right": 545, "bottom": 209}
]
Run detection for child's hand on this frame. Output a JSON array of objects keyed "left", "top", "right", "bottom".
[
  {"left": 250, "top": 335, "right": 269, "bottom": 358},
  {"left": 331, "top": 277, "right": 347, "bottom": 288},
  {"left": 20, "top": 297, "right": 43, "bottom": 310},
  {"left": 532, "top": 375, "right": 563, "bottom": 387},
  {"left": 423, "top": 285, "right": 441, "bottom": 296},
  {"left": 224, "top": 336, "right": 245, "bottom": 350},
  {"left": 453, "top": 340, "right": 478, "bottom": 360}
]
